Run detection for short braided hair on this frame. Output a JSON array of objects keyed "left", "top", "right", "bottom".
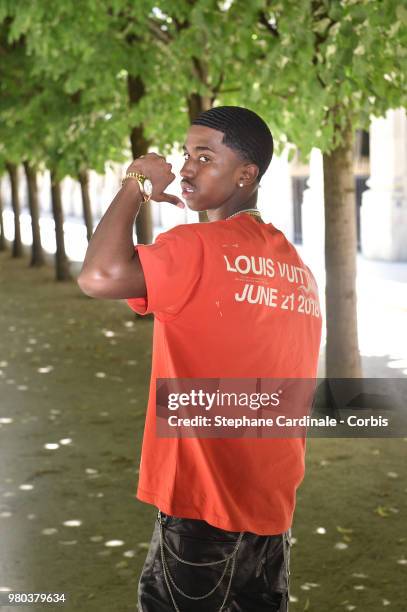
[{"left": 191, "top": 106, "right": 273, "bottom": 183}]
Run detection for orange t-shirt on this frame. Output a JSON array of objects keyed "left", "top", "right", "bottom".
[{"left": 127, "top": 214, "right": 322, "bottom": 535}]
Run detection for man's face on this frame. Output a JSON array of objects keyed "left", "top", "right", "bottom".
[{"left": 180, "top": 125, "right": 247, "bottom": 212}]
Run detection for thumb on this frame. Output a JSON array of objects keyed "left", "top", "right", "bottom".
[{"left": 156, "top": 192, "right": 185, "bottom": 208}]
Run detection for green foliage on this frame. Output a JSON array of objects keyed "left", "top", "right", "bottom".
[
  {"left": 0, "top": 0, "right": 405, "bottom": 171},
  {"left": 208, "top": 0, "right": 407, "bottom": 157},
  {"left": 0, "top": 6, "right": 131, "bottom": 179}
]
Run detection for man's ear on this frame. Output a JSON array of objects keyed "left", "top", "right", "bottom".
[{"left": 239, "top": 163, "right": 259, "bottom": 186}]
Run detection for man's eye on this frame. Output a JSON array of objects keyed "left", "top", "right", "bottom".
[{"left": 182, "top": 151, "right": 211, "bottom": 163}]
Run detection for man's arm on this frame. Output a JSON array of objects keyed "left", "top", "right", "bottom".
[
  {"left": 77, "top": 153, "right": 184, "bottom": 300},
  {"left": 77, "top": 179, "right": 147, "bottom": 299}
]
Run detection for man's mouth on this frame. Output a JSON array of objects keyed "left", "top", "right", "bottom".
[{"left": 181, "top": 181, "right": 196, "bottom": 196}]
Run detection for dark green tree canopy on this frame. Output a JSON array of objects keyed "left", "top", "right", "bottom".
[{"left": 1, "top": 0, "right": 405, "bottom": 163}]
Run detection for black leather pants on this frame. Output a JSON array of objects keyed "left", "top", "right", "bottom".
[{"left": 138, "top": 511, "right": 290, "bottom": 612}]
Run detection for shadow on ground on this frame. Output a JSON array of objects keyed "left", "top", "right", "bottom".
[{"left": 0, "top": 251, "right": 406, "bottom": 612}]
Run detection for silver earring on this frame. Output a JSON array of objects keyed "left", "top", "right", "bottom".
[{"left": 239, "top": 182, "right": 243, "bottom": 187}]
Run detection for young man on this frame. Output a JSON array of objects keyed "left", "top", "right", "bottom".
[{"left": 78, "top": 106, "right": 322, "bottom": 612}]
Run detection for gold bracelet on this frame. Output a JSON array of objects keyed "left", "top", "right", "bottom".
[
  {"left": 121, "top": 172, "right": 152, "bottom": 203},
  {"left": 121, "top": 172, "right": 146, "bottom": 187}
]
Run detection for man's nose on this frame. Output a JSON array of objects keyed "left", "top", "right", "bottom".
[{"left": 180, "top": 158, "right": 196, "bottom": 179}]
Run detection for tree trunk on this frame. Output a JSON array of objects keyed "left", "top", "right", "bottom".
[
  {"left": 50, "top": 169, "right": 71, "bottom": 281},
  {"left": 23, "top": 161, "right": 45, "bottom": 267},
  {"left": 78, "top": 168, "right": 93, "bottom": 242},
  {"left": 6, "top": 163, "right": 23, "bottom": 257},
  {"left": 187, "top": 93, "right": 213, "bottom": 223},
  {"left": 187, "top": 93, "right": 213, "bottom": 123},
  {"left": 0, "top": 180, "right": 7, "bottom": 251},
  {"left": 127, "top": 74, "right": 153, "bottom": 245},
  {"left": 323, "top": 124, "right": 362, "bottom": 378}
]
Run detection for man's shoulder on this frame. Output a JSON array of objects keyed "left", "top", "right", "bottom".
[
  {"left": 154, "top": 222, "right": 201, "bottom": 243},
  {"left": 155, "top": 221, "right": 220, "bottom": 244},
  {"left": 156, "top": 219, "right": 300, "bottom": 250}
]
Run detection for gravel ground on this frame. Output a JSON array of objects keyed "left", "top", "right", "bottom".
[{"left": 0, "top": 250, "right": 406, "bottom": 612}]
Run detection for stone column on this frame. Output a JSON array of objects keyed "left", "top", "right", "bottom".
[
  {"left": 361, "top": 108, "right": 407, "bottom": 261},
  {"left": 300, "top": 147, "right": 325, "bottom": 271},
  {"left": 259, "top": 147, "right": 294, "bottom": 241}
]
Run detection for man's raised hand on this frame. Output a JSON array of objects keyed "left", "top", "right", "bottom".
[{"left": 126, "top": 153, "right": 185, "bottom": 208}]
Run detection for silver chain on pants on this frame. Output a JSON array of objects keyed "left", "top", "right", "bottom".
[{"left": 158, "top": 511, "right": 244, "bottom": 612}]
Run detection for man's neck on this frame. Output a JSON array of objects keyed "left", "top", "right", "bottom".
[{"left": 206, "top": 190, "right": 258, "bottom": 222}]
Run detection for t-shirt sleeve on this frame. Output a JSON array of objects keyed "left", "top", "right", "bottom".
[{"left": 126, "top": 225, "right": 203, "bottom": 319}]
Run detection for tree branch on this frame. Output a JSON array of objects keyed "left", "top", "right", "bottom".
[
  {"left": 212, "top": 71, "right": 224, "bottom": 96},
  {"left": 147, "top": 19, "right": 173, "bottom": 44},
  {"left": 259, "top": 11, "right": 279, "bottom": 38},
  {"left": 191, "top": 56, "right": 208, "bottom": 85}
]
